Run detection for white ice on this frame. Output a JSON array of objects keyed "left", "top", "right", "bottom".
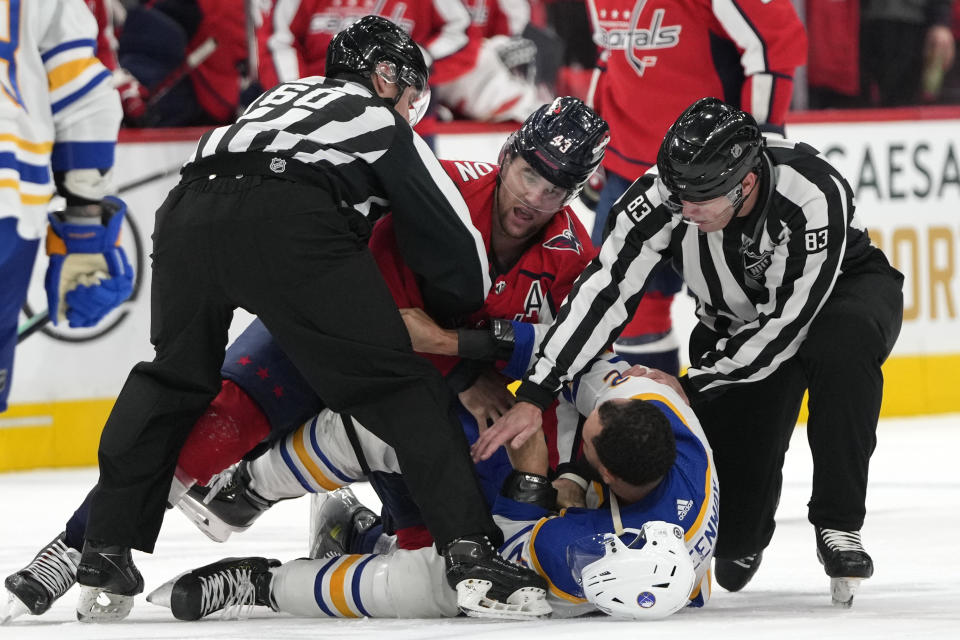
[{"left": 2, "top": 414, "right": 959, "bottom": 639}]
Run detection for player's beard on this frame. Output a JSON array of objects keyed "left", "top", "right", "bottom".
[{"left": 578, "top": 458, "right": 605, "bottom": 484}]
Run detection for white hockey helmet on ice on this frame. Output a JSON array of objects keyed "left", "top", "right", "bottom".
[{"left": 579, "top": 521, "right": 696, "bottom": 620}]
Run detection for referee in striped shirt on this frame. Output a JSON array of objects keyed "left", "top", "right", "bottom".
[
  {"left": 476, "top": 97, "right": 904, "bottom": 605},
  {"left": 75, "top": 16, "right": 546, "bottom": 621}
]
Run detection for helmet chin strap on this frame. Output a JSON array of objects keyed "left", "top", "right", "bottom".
[{"left": 609, "top": 491, "right": 625, "bottom": 535}]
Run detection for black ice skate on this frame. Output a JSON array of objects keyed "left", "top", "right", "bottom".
[
  {"left": 444, "top": 534, "right": 551, "bottom": 619},
  {"left": 714, "top": 551, "right": 763, "bottom": 592},
  {"left": 815, "top": 527, "right": 873, "bottom": 607},
  {"left": 146, "top": 556, "right": 280, "bottom": 621},
  {"left": 2, "top": 532, "right": 80, "bottom": 623},
  {"left": 176, "top": 461, "right": 277, "bottom": 542},
  {"left": 75, "top": 540, "right": 144, "bottom": 622},
  {"left": 308, "top": 487, "right": 381, "bottom": 559}
]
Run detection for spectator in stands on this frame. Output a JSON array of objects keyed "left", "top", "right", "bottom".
[
  {"left": 807, "top": 0, "right": 957, "bottom": 108},
  {"left": 118, "top": 0, "right": 251, "bottom": 127},
  {"left": 258, "top": 1, "right": 543, "bottom": 122},
  {"left": 84, "top": 0, "right": 149, "bottom": 123}
]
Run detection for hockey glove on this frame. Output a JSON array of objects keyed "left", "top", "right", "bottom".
[{"left": 45, "top": 196, "right": 134, "bottom": 328}]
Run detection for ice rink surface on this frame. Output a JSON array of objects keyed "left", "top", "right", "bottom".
[{"left": 1, "top": 414, "right": 958, "bottom": 639}]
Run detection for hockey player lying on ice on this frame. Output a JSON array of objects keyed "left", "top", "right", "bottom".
[{"left": 146, "top": 358, "right": 718, "bottom": 621}]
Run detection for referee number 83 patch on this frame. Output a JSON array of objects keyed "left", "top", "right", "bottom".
[{"left": 804, "top": 227, "right": 829, "bottom": 253}]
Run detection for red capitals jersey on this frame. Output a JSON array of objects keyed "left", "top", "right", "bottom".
[
  {"left": 587, "top": 0, "right": 807, "bottom": 179},
  {"left": 84, "top": 0, "right": 118, "bottom": 70},
  {"left": 464, "top": 0, "right": 531, "bottom": 37},
  {"left": 258, "top": 0, "right": 481, "bottom": 89},
  {"left": 370, "top": 158, "right": 597, "bottom": 467},
  {"left": 188, "top": 0, "right": 249, "bottom": 123}
]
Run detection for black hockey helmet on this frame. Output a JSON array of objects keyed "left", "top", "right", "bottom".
[
  {"left": 326, "top": 16, "right": 429, "bottom": 119},
  {"left": 501, "top": 97, "right": 610, "bottom": 200},
  {"left": 657, "top": 97, "right": 763, "bottom": 203}
]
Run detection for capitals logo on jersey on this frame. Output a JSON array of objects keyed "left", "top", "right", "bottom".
[
  {"left": 310, "top": 3, "right": 415, "bottom": 37},
  {"left": 542, "top": 212, "right": 584, "bottom": 254},
  {"left": 590, "top": 0, "right": 682, "bottom": 76}
]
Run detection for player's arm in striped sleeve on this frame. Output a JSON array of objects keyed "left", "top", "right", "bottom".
[
  {"left": 713, "top": 0, "right": 807, "bottom": 134},
  {"left": 42, "top": 0, "right": 121, "bottom": 178},
  {"left": 516, "top": 175, "right": 675, "bottom": 409},
  {"left": 370, "top": 114, "right": 490, "bottom": 318},
  {"left": 687, "top": 160, "right": 852, "bottom": 395}
]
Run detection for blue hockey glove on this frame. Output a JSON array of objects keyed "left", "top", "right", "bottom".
[{"left": 44, "top": 196, "right": 134, "bottom": 328}]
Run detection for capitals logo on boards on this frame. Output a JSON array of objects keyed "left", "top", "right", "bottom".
[
  {"left": 591, "top": 0, "right": 682, "bottom": 76},
  {"left": 542, "top": 212, "right": 584, "bottom": 254}
]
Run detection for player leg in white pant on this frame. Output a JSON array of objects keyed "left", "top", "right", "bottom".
[
  {"left": 247, "top": 409, "right": 403, "bottom": 501},
  {"left": 270, "top": 548, "right": 458, "bottom": 618}
]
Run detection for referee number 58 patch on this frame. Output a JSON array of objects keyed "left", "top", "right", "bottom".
[{"left": 804, "top": 227, "right": 829, "bottom": 253}]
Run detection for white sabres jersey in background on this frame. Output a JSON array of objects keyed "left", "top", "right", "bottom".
[{"left": 0, "top": 0, "right": 120, "bottom": 239}]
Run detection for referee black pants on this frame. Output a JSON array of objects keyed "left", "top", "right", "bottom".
[
  {"left": 86, "top": 171, "right": 498, "bottom": 553},
  {"left": 690, "top": 254, "right": 904, "bottom": 559}
]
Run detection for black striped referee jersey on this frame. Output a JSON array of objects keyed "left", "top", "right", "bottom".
[{"left": 516, "top": 138, "right": 881, "bottom": 407}]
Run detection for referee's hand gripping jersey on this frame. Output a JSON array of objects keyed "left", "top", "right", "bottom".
[
  {"left": 475, "top": 97, "right": 903, "bottom": 607},
  {"left": 75, "top": 15, "right": 548, "bottom": 622}
]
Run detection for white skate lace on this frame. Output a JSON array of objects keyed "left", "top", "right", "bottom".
[
  {"left": 198, "top": 567, "right": 256, "bottom": 619},
  {"left": 820, "top": 529, "right": 865, "bottom": 553},
  {"left": 23, "top": 539, "right": 79, "bottom": 598},
  {"left": 202, "top": 465, "right": 238, "bottom": 505}
]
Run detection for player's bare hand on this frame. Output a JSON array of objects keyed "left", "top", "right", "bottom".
[
  {"left": 553, "top": 477, "right": 586, "bottom": 509},
  {"left": 472, "top": 401, "right": 543, "bottom": 462},
  {"left": 459, "top": 369, "right": 516, "bottom": 431},
  {"left": 398, "top": 307, "right": 457, "bottom": 355},
  {"left": 624, "top": 365, "right": 689, "bottom": 405}
]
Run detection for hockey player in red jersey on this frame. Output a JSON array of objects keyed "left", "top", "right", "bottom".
[
  {"left": 2, "top": 96, "right": 607, "bottom": 622},
  {"left": 585, "top": 0, "right": 807, "bottom": 373},
  {"left": 171, "top": 96, "right": 609, "bottom": 550}
]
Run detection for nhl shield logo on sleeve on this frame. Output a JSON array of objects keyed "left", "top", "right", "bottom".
[{"left": 269, "top": 157, "right": 287, "bottom": 173}]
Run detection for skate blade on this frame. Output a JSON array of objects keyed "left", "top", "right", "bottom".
[
  {"left": 174, "top": 500, "right": 246, "bottom": 543},
  {"left": 76, "top": 586, "right": 135, "bottom": 622},
  {"left": 0, "top": 590, "right": 31, "bottom": 625},
  {"left": 830, "top": 577, "right": 864, "bottom": 608},
  {"left": 456, "top": 579, "right": 552, "bottom": 620},
  {"left": 145, "top": 570, "right": 189, "bottom": 610}
]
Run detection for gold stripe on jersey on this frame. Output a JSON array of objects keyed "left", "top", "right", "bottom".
[
  {"left": 47, "top": 57, "right": 100, "bottom": 91},
  {"left": 629, "top": 392, "right": 715, "bottom": 543},
  {"left": 290, "top": 425, "right": 342, "bottom": 492},
  {"left": 0, "top": 134, "right": 54, "bottom": 154},
  {"left": 328, "top": 555, "right": 363, "bottom": 618},
  {"left": 0, "top": 179, "right": 53, "bottom": 205},
  {"left": 526, "top": 517, "right": 587, "bottom": 604}
]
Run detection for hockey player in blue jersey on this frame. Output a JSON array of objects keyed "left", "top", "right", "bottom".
[
  {"left": 1, "top": 0, "right": 130, "bottom": 414},
  {"left": 146, "top": 358, "right": 718, "bottom": 621}
]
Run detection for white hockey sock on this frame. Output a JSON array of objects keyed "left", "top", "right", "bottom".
[
  {"left": 270, "top": 549, "right": 457, "bottom": 619},
  {"left": 251, "top": 413, "right": 363, "bottom": 501}
]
